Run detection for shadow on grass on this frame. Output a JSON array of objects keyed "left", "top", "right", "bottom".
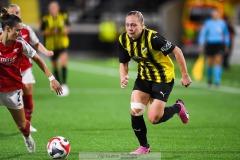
[
  {"left": 0, "top": 154, "right": 24, "bottom": 160},
  {"left": 0, "top": 153, "right": 50, "bottom": 160},
  {"left": 0, "top": 132, "right": 19, "bottom": 138}
]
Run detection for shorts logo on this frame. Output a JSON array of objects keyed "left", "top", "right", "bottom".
[{"left": 160, "top": 91, "right": 166, "bottom": 97}]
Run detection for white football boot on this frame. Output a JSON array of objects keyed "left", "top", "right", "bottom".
[{"left": 23, "top": 135, "right": 36, "bottom": 153}]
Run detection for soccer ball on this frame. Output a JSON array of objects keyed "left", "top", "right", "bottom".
[{"left": 47, "top": 136, "right": 71, "bottom": 159}]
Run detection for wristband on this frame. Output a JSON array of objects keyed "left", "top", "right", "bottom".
[{"left": 48, "top": 75, "right": 55, "bottom": 81}]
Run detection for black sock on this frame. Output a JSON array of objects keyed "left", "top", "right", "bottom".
[
  {"left": 54, "top": 70, "right": 60, "bottom": 83},
  {"left": 131, "top": 115, "right": 148, "bottom": 147},
  {"left": 156, "top": 104, "right": 180, "bottom": 124},
  {"left": 62, "top": 67, "right": 67, "bottom": 84}
]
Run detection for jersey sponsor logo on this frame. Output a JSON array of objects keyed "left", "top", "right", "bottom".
[
  {"left": 21, "top": 34, "right": 28, "bottom": 39},
  {"left": 13, "top": 48, "right": 20, "bottom": 53},
  {"left": 0, "top": 55, "right": 17, "bottom": 65},
  {"left": 161, "top": 40, "right": 172, "bottom": 52}
]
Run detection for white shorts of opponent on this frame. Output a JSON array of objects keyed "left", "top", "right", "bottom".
[
  {"left": 0, "top": 90, "right": 24, "bottom": 109},
  {"left": 21, "top": 68, "right": 36, "bottom": 84}
]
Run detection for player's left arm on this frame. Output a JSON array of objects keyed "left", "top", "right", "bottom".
[
  {"left": 32, "top": 54, "right": 62, "bottom": 94},
  {"left": 172, "top": 46, "right": 192, "bottom": 87},
  {"left": 151, "top": 33, "right": 191, "bottom": 87}
]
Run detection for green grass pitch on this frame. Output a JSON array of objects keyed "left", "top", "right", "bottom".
[{"left": 0, "top": 57, "right": 240, "bottom": 160}]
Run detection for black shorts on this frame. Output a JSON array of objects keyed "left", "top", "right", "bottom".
[
  {"left": 51, "top": 49, "right": 68, "bottom": 61},
  {"left": 205, "top": 43, "right": 224, "bottom": 56},
  {"left": 133, "top": 78, "right": 174, "bottom": 102}
]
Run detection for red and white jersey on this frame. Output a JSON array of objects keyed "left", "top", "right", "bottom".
[
  {"left": 0, "top": 37, "right": 36, "bottom": 92},
  {"left": 20, "top": 24, "right": 39, "bottom": 72},
  {"left": 0, "top": 25, "right": 39, "bottom": 72}
]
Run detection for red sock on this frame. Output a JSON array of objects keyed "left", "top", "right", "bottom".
[
  {"left": 23, "top": 95, "right": 34, "bottom": 122},
  {"left": 20, "top": 120, "right": 30, "bottom": 137}
]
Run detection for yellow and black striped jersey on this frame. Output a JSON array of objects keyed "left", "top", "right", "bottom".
[
  {"left": 41, "top": 12, "right": 70, "bottom": 50},
  {"left": 118, "top": 28, "right": 175, "bottom": 83}
]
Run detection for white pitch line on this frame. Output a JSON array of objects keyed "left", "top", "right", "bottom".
[{"left": 68, "top": 61, "right": 240, "bottom": 94}]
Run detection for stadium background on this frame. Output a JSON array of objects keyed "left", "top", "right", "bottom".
[{"left": 1, "top": 0, "right": 240, "bottom": 60}]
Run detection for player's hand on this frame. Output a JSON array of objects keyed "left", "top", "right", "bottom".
[
  {"left": 120, "top": 75, "right": 129, "bottom": 89},
  {"left": 46, "top": 50, "right": 54, "bottom": 57},
  {"left": 50, "top": 79, "right": 63, "bottom": 95},
  {"left": 52, "top": 28, "right": 58, "bottom": 35},
  {"left": 181, "top": 74, "right": 192, "bottom": 88}
]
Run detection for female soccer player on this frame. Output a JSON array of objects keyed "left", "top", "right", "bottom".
[
  {"left": 0, "top": 8, "right": 62, "bottom": 153},
  {"left": 8, "top": 4, "right": 54, "bottom": 132},
  {"left": 41, "top": 1, "right": 71, "bottom": 96},
  {"left": 118, "top": 11, "right": 192, "bottom": 154}
]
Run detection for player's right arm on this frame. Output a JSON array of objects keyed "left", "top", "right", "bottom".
[
  {"left": 118, "top": 41, "right": 131, "bottom": 89},
  {"left": 120, "top": 63, "right": 129, "bottom": 89}
]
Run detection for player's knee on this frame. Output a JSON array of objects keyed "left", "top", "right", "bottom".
[
  {"left": 130, "top": 102, "right": 146, "bottom": 116},
  {"left": 148, "top": 113, "right": 163, "bottom": 124}
]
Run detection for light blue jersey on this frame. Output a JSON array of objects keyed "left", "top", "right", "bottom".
[{"left": 198, "top": 19, "right": 230, "bottom": 46}]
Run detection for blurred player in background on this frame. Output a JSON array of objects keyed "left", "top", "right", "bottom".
[
  {"left": 118, "top": 11, "right": 191, "bottom": 154},
  {"left": 198, "top": 9, "right": 230, "bottom": 87},
  {"left": 223, "top": 15, "right": 235, "bottom": 70},
  {"left": 0, "top": 7, "right": 62, "bottom": 153},
  {"left": 8, "top": 4, "right": 54, "bottom": 132},
  {"left": 41, "top": 1, "right": 71, "bottom": 96}
]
